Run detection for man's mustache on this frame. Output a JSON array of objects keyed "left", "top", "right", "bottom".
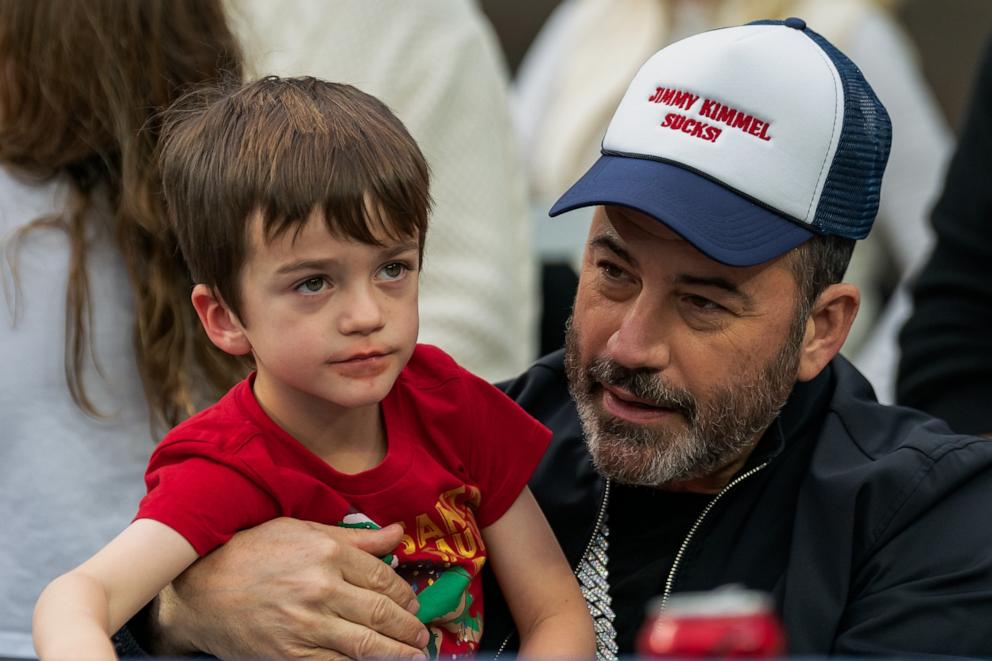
[{"left": 585, "top": 356, "right": 697, "bottom": 422}]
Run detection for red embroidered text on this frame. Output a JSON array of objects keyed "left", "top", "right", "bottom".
[{"left": 649, "top": 85, "right": 773, "bottom": 143}]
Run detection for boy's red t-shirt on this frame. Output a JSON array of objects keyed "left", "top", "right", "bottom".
[{"left": 135, "top": 344, "right": 551, "bottom": 657}]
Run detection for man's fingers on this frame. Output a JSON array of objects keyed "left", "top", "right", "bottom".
[
  {"left": 305, "top": 522, "right": 428, "bottom": 648},
  {"left": 307, "top": 611, "right": 428, "bottom": 661},
  {"left": 296, "top": 652, "right": 350, "bottom": 661},
  {"left": 330, "top": 522, "right": 405, "bottom": 556},
  {"left": 345, "top": 550, "right": 419, "bottom": 612},
  {"left": 313, "top": 524, "right": 420, "bottom": 614},
  {"left": 323, "top": 578, "right": 429, "bottom": 651}
]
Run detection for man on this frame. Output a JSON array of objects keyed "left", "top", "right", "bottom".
[{"left": 118, "top": 19, "right": 992, "bottom": 659}]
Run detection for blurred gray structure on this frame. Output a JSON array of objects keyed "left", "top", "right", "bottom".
[{"left": 899, "top": 0, "right": 992, "bottom": 129}]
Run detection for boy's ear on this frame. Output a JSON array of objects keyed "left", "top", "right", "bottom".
[
  {"left": 191, "top": 284, "right": 252, "bottom": 356},
  {"left": 796, "top": 283, "right": 859, "bottom": 382}
]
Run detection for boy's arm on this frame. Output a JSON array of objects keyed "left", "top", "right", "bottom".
[
  {"left": 483, "top": 487, "right": 596, "bottom": 659},
  {"left": 34, "top": 519, "right": 198, "bottom": 660}
]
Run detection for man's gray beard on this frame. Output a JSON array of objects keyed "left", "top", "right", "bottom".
[{"left": 563, "top": 317, "right": 803, "bottom": 488}]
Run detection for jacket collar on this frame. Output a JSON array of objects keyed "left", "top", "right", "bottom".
[{"left": 744, "top": 360, "right": 835, "bottom": 470}]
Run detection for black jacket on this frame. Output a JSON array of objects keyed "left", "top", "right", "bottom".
[{"left": 481, "top": 350, "right": 992, "bottom": 657}]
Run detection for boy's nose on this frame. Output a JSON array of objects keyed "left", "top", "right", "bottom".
[{"left": 339, "top": 285, "right": 385, "bottom": 335}]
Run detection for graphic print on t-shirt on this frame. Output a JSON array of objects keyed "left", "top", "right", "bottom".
[{"left": 338, "top": 485, "right": 486, "bottom": 658}]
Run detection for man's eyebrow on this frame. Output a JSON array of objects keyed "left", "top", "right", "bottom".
[
  {"left": 589, "top": 234, "right": 637, "bottom": 267},
  {"left": 675, "top": 274, "right": 753, "bottom": 304}
]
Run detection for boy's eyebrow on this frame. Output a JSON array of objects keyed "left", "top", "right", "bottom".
[
  {"left": 380, "top": 240, "right": 420, "bottom": 259},
  {"left": 275, "top": 258, "right": 338, "bottom": 275},
  {"left": 274, "top": 242, "right": 420, "bottom": 275}
]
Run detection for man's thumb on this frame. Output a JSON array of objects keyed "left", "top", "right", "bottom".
[{"left": 343, "top": 522, "right": 405, "bottom": 555}]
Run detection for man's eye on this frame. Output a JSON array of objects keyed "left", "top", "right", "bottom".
[
  {"left": 598, "top": 261, "right": 625, "bottom": 279},
  {"left": 295, "top": 277, "right": 327, "bottom": 294},
  {"left": 684, "top": 295, "right": 721, "bottom": 311},
  {"left": 378, "top": 262, "right": 408, "bottom": 281}
]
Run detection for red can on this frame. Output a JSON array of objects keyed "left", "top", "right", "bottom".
[{"left": 636, "top": 586, "right": 786, "bottom": 658}]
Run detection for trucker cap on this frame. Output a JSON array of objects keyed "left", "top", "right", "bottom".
[{"left": 549, "top": 17, "right": 892, "bottom": 267}]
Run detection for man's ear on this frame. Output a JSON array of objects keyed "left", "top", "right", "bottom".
[
  {"left": 796, "top": 283, "right": 859, "bottom": 382},
  {"left": 191, "top": 284, "right": 252, "bottom": 356}
]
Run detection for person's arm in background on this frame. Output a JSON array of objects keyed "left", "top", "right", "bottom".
[
  {"left": 227, "top": 0, "right": 536, "bottom": 383},
  {"left": 840, "top": 4, "right": 953, "bottom": 403},
  {"left": 897, "top": 39, "right": 992, "bottom": 437}
]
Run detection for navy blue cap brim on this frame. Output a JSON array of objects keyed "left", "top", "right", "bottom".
[{"left": 549, "top": 154, "right": 814, "bottom": 267}]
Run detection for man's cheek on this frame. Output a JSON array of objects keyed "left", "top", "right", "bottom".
[{"left": 572, "top": 302, "right": 615, "bottom": 352}]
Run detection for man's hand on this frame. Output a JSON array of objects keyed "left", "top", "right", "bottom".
[{"left": 147, "top": 518, "right": 429, "bottom": 660}]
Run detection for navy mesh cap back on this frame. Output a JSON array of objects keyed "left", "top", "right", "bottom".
[{"left": 750, "top": 19, "right": 892, "bottom": 239}]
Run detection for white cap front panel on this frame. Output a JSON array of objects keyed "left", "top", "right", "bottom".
[{"left": 602, "top": 24, "right": 844, "bottom": 225}]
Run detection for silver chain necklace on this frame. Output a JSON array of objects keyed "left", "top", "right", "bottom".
[{"left": 576, "top": 482, "right": 618, "bottom": 660}]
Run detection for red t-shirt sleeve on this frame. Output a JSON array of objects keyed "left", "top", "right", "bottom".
[
  {"left": 136, "top": 441, "right": 280, "bottom": 556},
  {"left": 460, "top": 373, "right": 553, "bottom": 528}
]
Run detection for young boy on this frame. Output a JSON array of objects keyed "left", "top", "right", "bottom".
[{"left": 33, "top": 77, "right": 595, "bottom": 660}]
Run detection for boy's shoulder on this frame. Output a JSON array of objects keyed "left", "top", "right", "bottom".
[
  {"left": 399, "top": 344, "right": 476, "bottom": 390},
  {"left": 395, "top": 343, "right": 522, "bottom": 413},
  {"left": 158, "top": 376, "right": 260, "bottom": 454}
]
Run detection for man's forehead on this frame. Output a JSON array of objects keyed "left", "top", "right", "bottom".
[
  {"left": 590, "top": 205, "right": 792, "bottom": 283},
  {"left": 598, "top": 206, "right": 694, "bottom": 243},
  {"left": 594, "top": 206, "right": 704, "bottom": 255}
]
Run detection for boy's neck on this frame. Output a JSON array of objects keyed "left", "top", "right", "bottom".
[{"left": 250, "top": 374, "right": 387, "bottom": 474}]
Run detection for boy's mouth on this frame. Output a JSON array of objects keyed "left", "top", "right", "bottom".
[
  {"left": 328, "top": 350, "right": 394, "bottom": 379},
  {"left": 341, "top": 351, "right": 387, "bottom": 362},
  {"left": 328, "top": 348, "right": 393, "bottom": 364}
]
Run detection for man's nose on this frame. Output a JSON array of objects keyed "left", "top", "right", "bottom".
[
  {"left": 605, "top": 296, "right": 671, "bottom": 371},
  {"left": 338, "top": 284, "right": 385, "bottom": 336}
]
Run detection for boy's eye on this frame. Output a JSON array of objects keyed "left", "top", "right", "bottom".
[
  {"left": 378, "top": 262, "right": 408, "bottom": 281},
  {"left": 296, "top": 277, "right": 328, "bottom": 294}
]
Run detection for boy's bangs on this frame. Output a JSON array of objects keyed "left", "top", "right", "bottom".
[
  {"left": 261, "top": 176, "right": 428, "bottom": 252},
  {"left": 246, "top": 80, "right": 430, "bottom": 251},
  {"left": 161, "top": 77, "right": 431, "bottom": 318}
]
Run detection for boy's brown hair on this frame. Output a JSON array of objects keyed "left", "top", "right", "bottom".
[{"left": 159, "top": 76, "right": 431, "bottom": 319}]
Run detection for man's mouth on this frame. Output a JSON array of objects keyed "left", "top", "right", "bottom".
[
  {"left": 600, "top": 384, "right": 676, "bottom": 423},
  {"left": 602, "top": 384, "right": 664, "bottom": 407}
]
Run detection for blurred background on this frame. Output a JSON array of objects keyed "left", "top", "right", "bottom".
[
  {"left": 482, "top": 0, "right": 991, "bottom": 129},
  {"left": 1, "top": 2, "right": 990, "bottom": 657}
]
